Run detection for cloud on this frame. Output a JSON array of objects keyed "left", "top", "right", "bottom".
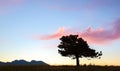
[
  {"left": 80, "top": 19, "right": 120, "bottom": 44},
  {"left": 38, "top": 19, "right": 120, "bottom": 44},
  {"left": 38, "top": 27, "right": 69, "bottom": 40},
  {"left": 0, "top": 0, "right": 25, "bottom": 14},
  {"left": 0, "top": 0, "right": 24, "bottom": 6},
  {"left": 1, "top": 0, "right": 119, "bottom": 14},
  {"left": 37, "top": 0, "right": 120, "bottom": 12}
]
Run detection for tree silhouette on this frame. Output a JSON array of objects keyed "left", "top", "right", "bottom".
[{"left": 58, "top": 34, "right": 102, "bottom": 66}]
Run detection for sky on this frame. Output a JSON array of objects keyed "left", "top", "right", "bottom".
[{"left": 0, "top": 0, "right": 120, "bottom": 66}]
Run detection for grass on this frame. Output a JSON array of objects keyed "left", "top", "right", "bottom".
[{"left": 0, "top": 65, "right": 120, "bottom": 71}]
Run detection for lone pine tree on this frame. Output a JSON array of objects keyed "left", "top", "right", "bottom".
[{"left": 58, "top": 34, "right": 102, "bottom": 66}]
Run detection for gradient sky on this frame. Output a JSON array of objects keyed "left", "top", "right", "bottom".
[{"left": 0, "top": 0, "right": 120, "bottom": 66}]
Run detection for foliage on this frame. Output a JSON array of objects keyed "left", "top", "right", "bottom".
[{"left": 58, "top": 34, "right": 102, "bottom": 66}]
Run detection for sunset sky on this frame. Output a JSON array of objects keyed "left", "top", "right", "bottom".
[{"left": 0, "top": 0, "right": 120, "bottom": 66}]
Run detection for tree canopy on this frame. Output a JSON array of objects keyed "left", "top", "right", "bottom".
[{"left": 58, "top": 34, "right": 102, "bottom": 66}]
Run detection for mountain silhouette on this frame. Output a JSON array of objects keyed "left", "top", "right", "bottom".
[{"left": 0, "top": 60, "right": 48, "bottom": 65}]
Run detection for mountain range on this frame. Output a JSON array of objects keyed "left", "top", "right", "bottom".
[{"left": 0, "top": 60, "right": 48, "bottom": 65}]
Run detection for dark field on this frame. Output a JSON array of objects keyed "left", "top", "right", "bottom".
[{"left": 0, "top": 65, "right": 120, "bottom": 71}]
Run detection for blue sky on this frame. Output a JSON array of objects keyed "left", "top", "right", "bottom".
[{"left": 0, "top": 0, "right": 120, "bottom": 65}]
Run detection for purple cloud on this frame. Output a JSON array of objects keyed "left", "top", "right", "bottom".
[
  {"left": 38, "top": 19, "right": 120, "bottom": 45},
  {"left": 37, "top": 0, "right": 120, "bottom": 11},
  {"left": 79, "top": 19, "right": 120, "bottom": 44}
]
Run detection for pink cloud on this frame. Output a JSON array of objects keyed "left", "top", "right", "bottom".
[
  {"left": 0, "top": 0, "right": 25, "bottom": 14},
  {"left": 38, "top": 27, "right": 70, "bottom": 40},
  {"left": 80, "top": 19, "right": 120, "bottom": 44},
  {"left": 37, "top": 0, "right": 120, "bottom": 12},
  {"left": 38, "top": 19, "right": 120, "bottom": 44},
  {"left": 0, "top": 0, "right": 24, "bottom": 6}
]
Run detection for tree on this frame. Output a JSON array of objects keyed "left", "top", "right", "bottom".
[{"left": 58, "top": 34, "right": 102, "bottom": 66}]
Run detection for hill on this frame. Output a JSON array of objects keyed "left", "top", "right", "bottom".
[{"left": 0, "top": 60, "right": 48, "bottom": 65}]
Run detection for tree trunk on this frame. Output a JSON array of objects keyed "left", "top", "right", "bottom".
[{"left": 76, "top": 55, "right": 80, "bottom": 66}]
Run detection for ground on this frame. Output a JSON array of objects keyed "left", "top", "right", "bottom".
[{"left": 0, "top": 65, "right": 120, "bottom": 71}]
